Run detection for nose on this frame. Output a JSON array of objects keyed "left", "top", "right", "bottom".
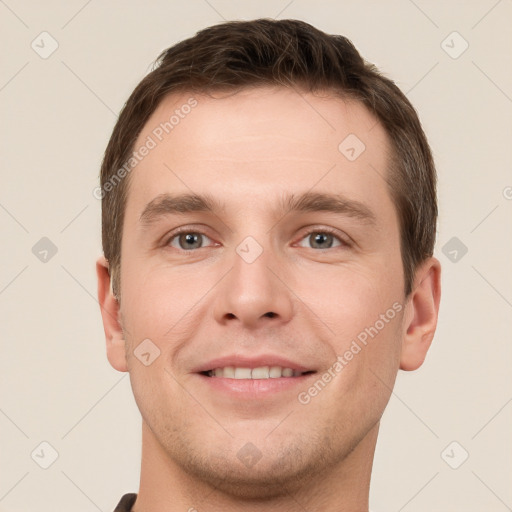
[{"left": 212, "top": 240, "right": 294, "bottom": 330}]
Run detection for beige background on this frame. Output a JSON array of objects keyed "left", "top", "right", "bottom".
[{"left": 1, "top": 1, "right": 511, "bottom": 511}]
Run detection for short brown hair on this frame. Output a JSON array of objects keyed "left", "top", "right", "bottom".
[{"left": 100, "top": 18, "right": 437, "bottom": 298}]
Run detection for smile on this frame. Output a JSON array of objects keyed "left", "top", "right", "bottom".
[{"left": 201, "top": 366, "right": 315, "bottom": 379}]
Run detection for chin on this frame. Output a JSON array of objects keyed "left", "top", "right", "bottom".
[
  {"left": 185, "top": 453, "right": 315, "bottom": 500},
  {"left": 170, "top": 434, "right": 346, "bottom": 501}
]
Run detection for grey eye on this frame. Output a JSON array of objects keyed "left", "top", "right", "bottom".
[
  {"left": 169, "top": 232, "right": 213, "bottom": 250},
  {"left": 298, "top": 232, "right": 342, "bottom": 249}
]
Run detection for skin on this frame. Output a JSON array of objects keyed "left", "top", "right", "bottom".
[{"left": 97, "top": 87, "right": 441, "bottom": 512}]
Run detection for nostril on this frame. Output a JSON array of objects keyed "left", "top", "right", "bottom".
[{"left": 265, "top": 312, "right": 276, "bottom": 318}]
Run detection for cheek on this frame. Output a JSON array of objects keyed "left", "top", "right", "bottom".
[
  {"left": 295, "top": 257, "right": 403, "bottom": 334},
  {"left": 121, "top": 260, "right": 212, "bottom": 341},
  {"left": 317, "top": 315, "right": 403, "bottom": 431},
  {"left": 298, "top": 261, "right": 404, "bottom": 391},
  {"left": 128, "top": 363, "right": 186, "bottom": 433}
]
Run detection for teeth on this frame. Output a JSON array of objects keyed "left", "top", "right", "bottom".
[
  {"left": 269, "top": 366, "right": 282, "bottom": 378},
  {"left": 234, "top": 367, "right": 252, "bottom": 379},
  {"left": 207, "top": 366, "right": 303, "bottom": 379},
  {"left": 282, "top": 368, "right": 293, "bottom": 377},
  {"left": 251, "top": 366, "right": 270, "bottom": 379},
  {"left": 223, "top": 366, "right": 235, "bottom": 378}
]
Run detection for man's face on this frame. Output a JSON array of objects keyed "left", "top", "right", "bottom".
[{"left": 115, "top": 87, "right": 408, "bottom": 495}]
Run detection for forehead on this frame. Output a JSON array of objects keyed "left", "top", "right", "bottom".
[{"left": 125, "top": 86, "right": 394, "bottom": 222}]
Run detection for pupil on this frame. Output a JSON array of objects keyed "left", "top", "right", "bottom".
[
  {"left": 312, "top": 233, "right": 332, "bottom": 248},
  {"left": 181, "top": 233, "right": 200, "bottom": 249}
]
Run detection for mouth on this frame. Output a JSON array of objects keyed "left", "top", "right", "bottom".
[
  {"left": 200, "top": 366, "right": 316, "bottom": 379},
  {"left": 192, "top": 355, "right": 318, "bottom": 398}
]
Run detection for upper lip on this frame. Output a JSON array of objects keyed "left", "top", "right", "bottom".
[{"left": 192, "top": 354, "right": 315, "bottom": 373}]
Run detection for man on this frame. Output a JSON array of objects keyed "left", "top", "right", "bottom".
[{"left": 96, "top": 18, "right": 441, "bottom": 512}]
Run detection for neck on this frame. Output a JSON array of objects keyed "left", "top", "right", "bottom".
[{"left": 132, "top": 421, "right": 379, "bottom": 512}]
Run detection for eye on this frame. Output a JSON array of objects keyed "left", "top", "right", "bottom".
[
  {"left": 163, "top": 227, "right": 349, "bottom": 252},
  {"left": 296, "top": 229, "right": 347, "bottom": 250},
  {"left": 166, "top": 230, "right": 215, "bottom": 251}
]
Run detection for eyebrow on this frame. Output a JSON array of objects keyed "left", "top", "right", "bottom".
[{"left": 139, "top": 191, "right": 377, "bottom": 226}]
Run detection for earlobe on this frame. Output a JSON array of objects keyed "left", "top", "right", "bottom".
[
  {"left": 96, "top": 256, "right": 128, "bottom": 372},
  {"left": 399, "top": 257, "right": 441, "bottom": 371}
]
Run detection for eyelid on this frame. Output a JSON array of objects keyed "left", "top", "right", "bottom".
[
  {"left": 162, "top": 224, "right": 352, "bottom": 251},
  {"left": 162, "top": 224, "right": 218, "bottom": 249},
  {"left": 293, "top": 225, "right": 352, "bottom": 248}
]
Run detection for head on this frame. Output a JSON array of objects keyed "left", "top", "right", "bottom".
[
  {"left": 100, "top": 18, "right": 437, "bottom": 301},
  {"left": 97, "top": 19, "right": 440, "bottom": 499}
]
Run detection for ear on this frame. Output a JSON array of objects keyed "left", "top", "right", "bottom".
[
  {"left": 400, "top": 257, "right": 441, "bottom": 371},
  {"left": 96, "top": 256, "right": 128, "bottom": 372}
]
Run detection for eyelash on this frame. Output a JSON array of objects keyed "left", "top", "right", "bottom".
[
  {"left": 163, "top": 226, "right": 351, "bottom": 251},
  {"left": 296, "top": 227, "right": 350, "bottom": 249}
]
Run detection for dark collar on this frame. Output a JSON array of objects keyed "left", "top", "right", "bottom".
[{"left": 114, "top": 493, "right": 137, "bottom": 512}]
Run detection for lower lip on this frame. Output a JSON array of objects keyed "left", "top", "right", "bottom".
[{"left": 195, "top": 373, "right": 316, "bottom": 399}]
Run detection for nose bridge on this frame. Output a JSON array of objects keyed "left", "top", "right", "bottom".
[{"left": 212, "top": 232, "right": 294, "bottom": 328}]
